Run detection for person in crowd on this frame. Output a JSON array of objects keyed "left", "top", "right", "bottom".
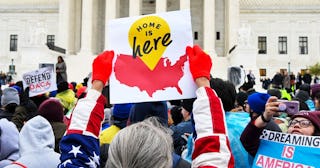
[
  {"left": 272, "top": 71, "right": 283, "bottom": 89},
  {"left": 311, "top": 83, "right": 320, "bottom": 99},
  {"left": 170, "top": 98, "right": 195, "bottom": 155},
  {"left": 296, "top": 72, "right": 303, "bottom": 90},
  {"left": 55, "top": 81, "right": 77, "bottom": 114},
  {"left": 5, "top": 116, "right": 60, "bottom": 168},
  {"left": 289, "top": 72, "right": 296, "bottom": 92},
  {"left": 314, "top": 92, "right": 320, "bottom": 110},
  {"left": 295, "top": 89, "right": 315, "bottom": 111},
  {"left": 169, "top": 105, "right": 183, "bottom": 126},
  {"left": 56, "top": 56, "right": 68, "bottom": 84},
  {"left": 282, "top": 70, "right": 291, "bottom": 91},
  {"left": 0, "top": 87, "right": 20, "bottom": 121},
  {"left": 241, "top": 95, "right": 320, "bottom": 157},
  {"left": 10, "top": 82, "right": 38, "bottom": 131},
  {"left": 247, "top": 70, "right": 256, "bottom": 85},
  {"left": 209, "top": 77, "right": 251, "bottom": 167},
  {"left": 59, "top": 45, "right": 234, "bottom": 167},
  {"left": 245, "top": 92, "right": 282, "bottom": 132},
  {"left": 107, "top": 117, "right": 173, "bottom": 168},
  {"left": 99, "top": 103, "right": 132, "bottom": 167},
  {"left": 302, "top": 69, "right": 312, "bottom": 84},
  {"left": 0, "top": 118, "right": 19, "bottom": 167},
  {"left": 38, "top": 98, "right": 67, "bottom": 153}
]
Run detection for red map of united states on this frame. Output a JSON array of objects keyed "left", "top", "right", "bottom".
[{"left": 114, "top": 54, "right": 187, "bottom": 97}]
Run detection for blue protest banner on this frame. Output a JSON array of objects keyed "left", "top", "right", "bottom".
[{"left": 252, "top": 130, "right": 320, "bottom": 168}]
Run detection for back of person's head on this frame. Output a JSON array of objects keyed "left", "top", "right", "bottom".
[
  {"left": 0, "top": 118, "right": 19, "bottom": 167},
  {"left": 235, "top": 91, "right": 248, "bottom": 109},
  {"left": 1, "top": 87, "right": 20, "bottom": 107},
  {"left": 128, "top": 101, "right": 168, "bottom": 126},
  {"left": 267, "top": 88, "right": 281, "bottom": 99},
  {"left": 247, "top": 92, "right": 270, "bottom": 115},
  {"left": 295, "top": 90, "right": 310, "bottom": 102},
  {"left": 57, "top": 81, "right": 69, "bottom": 93},
  {"left": 181, "top": 98, "right": 196, "bottom": 113},
  {"left": 107, "top": 117, "right": 173, "bottom": 168},
  {"left": 170, "top": 106, "right": 183, "bottom": 125},
  {"left": 299, "top": 84, "right": 311, "bottom": 95},
  {"left": 38, "top": 98, "right": 64, "bottom": 123},
  {"left": 210, "top": 78, "right": 236, "bottom": 111}
]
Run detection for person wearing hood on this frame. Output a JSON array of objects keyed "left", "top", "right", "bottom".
[
  {"left": 0, "top": 118, "right": 19, "bottom": 167},
  {"left": 5, "top": 116, "right": 60, "bottom": 168}
]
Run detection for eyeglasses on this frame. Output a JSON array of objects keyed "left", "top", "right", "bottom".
[{"left": 288, "top": 119, "right": 313, "bottom": 128}]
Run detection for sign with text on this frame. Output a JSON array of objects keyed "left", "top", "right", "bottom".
[
  {"left": 252, "top": 130, "right": 320, "bottom": 168},
  {"left": 22, "top": 67, "right": 57, "bottom": 97},
  {"left": 108, "top": 10, "right": 195, "bottom": 104}
]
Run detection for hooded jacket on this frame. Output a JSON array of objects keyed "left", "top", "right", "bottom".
[
  {"left": 5, "top": 116, "right": 60, "bottom": 168},
  {"left": 0, "top": 119, "right": 19, "bottom": 167}
]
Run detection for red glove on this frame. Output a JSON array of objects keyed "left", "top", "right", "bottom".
[
  {"left": 92, "top": 50, "right": 114, "bottom": 85},
  {"left": 186, "top": 45, "right": 212, "bottom": 80}
]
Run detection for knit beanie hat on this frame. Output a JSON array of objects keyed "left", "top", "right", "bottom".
[
  {"left": 11, "top": 85, "right": 22, "bottom": 95},
  {"left": 247, "top": 92, "right": 270, "bottom": 115},
  {"left": 1, "top": 87, "right": 20, "bottom": 106},
  {"left": 112, "top": 103, "right": 133, "bottom": 120},
  {"left": 38, "top": 98, "right": 64, "bottom": 122},
  {"left": 128, "top": 101, "right": 168, "bottom": 126},
  {"left": 181, "top": 98, "right": 196, "bottom": 113},
  {"left": 291, "top": 111, "right": 320, "bottom": 131},
  {"left": 76, "top": 86, "right": 87, "bottom": 98}
]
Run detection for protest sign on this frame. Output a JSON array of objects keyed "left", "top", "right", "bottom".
[
  {"left": 252, "top": 130, "right": 320, "bottom": 168},
  {"left": 22, "top": 67, "right": 57, "bottom": 97},
  {"left": 108, "top": 10, "right": 195, "bottom": 104}
]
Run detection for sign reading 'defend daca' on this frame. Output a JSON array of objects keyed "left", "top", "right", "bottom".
[
  {"left": 252, "top": 130, "right": 320, "bottom": 168},
  {"left": 22, "top": 67, "right": 57, "bottom": 97}
]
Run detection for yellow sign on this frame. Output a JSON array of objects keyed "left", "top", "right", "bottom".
[{"left": 129, "top": 15, "right": 172, "bottom": 71}]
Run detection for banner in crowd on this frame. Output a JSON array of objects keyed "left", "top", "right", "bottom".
[
  {"left": 108, "top": 10, "right": 195, "bottom": 104},
  {"left": 22, "top": 67, "right": 57, "bottom": 97},
  {"left": 252, "top": 130, "right": 320, "bottom": 168}
]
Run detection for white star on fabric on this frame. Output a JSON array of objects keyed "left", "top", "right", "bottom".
[
  {"left": 91, "top": 151, "right": 100, "bottom": 165},
  {"left": 60, "top": 159, "right": 72, "bottom": 167},
  {"left": 68, "top": 145, "right": 83, "bottom": 158},
  {"left": 85, "top": 158, "right": 97, "bottom": 168}
]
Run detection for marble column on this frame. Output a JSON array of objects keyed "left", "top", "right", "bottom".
[
  {"left": 79, "top": 0, "right": 95, "bottom": 55},
  {"left": 156, "top": 0, "right": 167, "bottom": 13},
  {"left": 104, "top": 0, "right": 118, "bottom": 49},
  {"left": 58, "top": 0, "right": 76, "bottom": 55},
  {"left": 203, "top": 0, "right": 215, "bottom": 53},
  {"left": 180, "top": 0, "right": 190, "bottom": 10},
  {"left": 129, "top": 0, "right": 141, "bottom": 16},
  {"left": 225, "top": 0, "right": 240, "bottom": 56}
]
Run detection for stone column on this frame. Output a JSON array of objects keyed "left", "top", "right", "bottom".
[
  {"left": 225, "top": 0, "right": 240, "bottom": 56},
  {"left": 104, "top": 0, "right": 118, "bottom": 49},
  {"left": 129, "top": 0, "right": 141, "bottom": 16},
  {"left": 180, "top": 0, "right": 190, "bottom": 10},
  {"left": 79, "top": 0, "right": 95, "bottom": 55},
  {"left": 58, "top": 0, "right": 76, "bottom": 55},
  {"left": 156, "top": 0, "right": 167, "bottom": 13},
  {"left": 203, "top": 0, "right": 215, "bottom": 53}
]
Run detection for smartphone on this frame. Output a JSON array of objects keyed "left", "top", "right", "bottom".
[{"left": 278, "top": 100, "right": 299, "bottom": 115}]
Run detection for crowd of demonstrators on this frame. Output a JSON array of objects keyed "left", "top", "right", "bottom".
[{"left": 1, "top": 46, "right": 320, "bottom": 167}]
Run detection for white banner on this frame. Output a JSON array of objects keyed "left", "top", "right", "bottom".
[{"left": 22, "top": 67, "right": 57, "bottom": 97}]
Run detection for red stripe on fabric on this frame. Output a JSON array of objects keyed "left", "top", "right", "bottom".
[
  {"left": 192, "top": 136, "right": 220, "bottom": 160},
  {"left": 205, "top": 87, "right": 226, "bottom": 134},
  {"left": 86, "top": 95, "right": 105, "bottom": 137},
  {"left": 12, "top": 162, "right": 27, "bottom": 168},
  {"left": 199, "top": 166, "right": 218, "bottom": 168},
  {"left": 226, "top": 137, "right": 235, "bottom": 168},
  {"left": 66, "top": 129, "right": 83, "bottom": 135}
]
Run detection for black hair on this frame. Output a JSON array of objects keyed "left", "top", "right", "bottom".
[{"left": 210, "top": 78, "right": 236, "bottom": 111}]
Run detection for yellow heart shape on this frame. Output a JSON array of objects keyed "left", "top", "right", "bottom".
[{"left": 128, "top": 15, "right": 172, "bottom": 71}]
